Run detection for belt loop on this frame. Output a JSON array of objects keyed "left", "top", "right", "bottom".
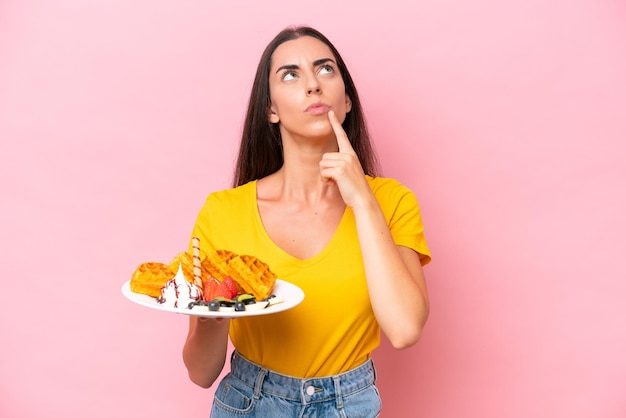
[
  {"left": 253, "top": 367, "right": 268, "bottom": 400},
  {"left": 333, "top": 375, "right": 343, "bottom": 410}
]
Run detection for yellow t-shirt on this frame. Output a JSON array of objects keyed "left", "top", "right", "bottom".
[{"left": 189, "top": 176, "right": 430, "bottom": 377}]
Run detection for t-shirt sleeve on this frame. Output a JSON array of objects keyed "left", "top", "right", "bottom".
[{"left": 188, "top": 195, "right": 216, "bottom": 257}]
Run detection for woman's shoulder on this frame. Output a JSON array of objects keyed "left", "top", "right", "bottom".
[
  {"left": 367, "top": 175, "right": 422, "bottom": 211},
  {"left": 206, "top": 181, "right": 255, "bottom": 201},
  {"left": 366, "top": 175, "right": 414, "bottom": 196},
  {"left": 201, "top": 181, "right": 256, "bottom": 212}
]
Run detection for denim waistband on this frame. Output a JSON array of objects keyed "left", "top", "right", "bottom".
[{"left": 229, "top": 351, "right": 377, "bottom": 404}]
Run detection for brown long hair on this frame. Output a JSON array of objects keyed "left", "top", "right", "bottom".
[{"left": 233, "top": 26, "right": 379, "bottom": 187}]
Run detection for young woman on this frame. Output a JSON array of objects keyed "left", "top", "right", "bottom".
[{"left": 182, "top": 26, "right": 431, "bottom": 417}]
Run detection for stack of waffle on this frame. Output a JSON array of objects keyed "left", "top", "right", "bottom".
[{"left": 130, "top": 247, "right": 277, "bottom": 301}]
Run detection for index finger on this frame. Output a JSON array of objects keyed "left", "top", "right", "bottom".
[{"left": 328, "top": 110, "right": 354, "bottom": 154}]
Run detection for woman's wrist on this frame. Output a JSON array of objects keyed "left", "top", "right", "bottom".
[{"left": 192, "top": 317, "right": 230, "bottom": 337}]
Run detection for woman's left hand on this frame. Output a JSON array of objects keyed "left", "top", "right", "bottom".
[{"left": 319, "top": 110, "right": 373, "bottom": 208}]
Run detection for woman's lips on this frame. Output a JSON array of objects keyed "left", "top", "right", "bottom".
[{"left": 305, "top": 103, "right": 330, "bottom": 115}]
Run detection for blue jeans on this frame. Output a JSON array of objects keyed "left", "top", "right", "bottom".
[{"left": 210, "top": 351, "right": 382, "bottom": 417}]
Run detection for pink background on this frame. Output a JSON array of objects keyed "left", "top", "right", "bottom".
[{"left": 1, "top": 1, "right": 625, "bottom": 417}]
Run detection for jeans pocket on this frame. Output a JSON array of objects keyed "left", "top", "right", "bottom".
[
  {"left": 342, "top": 385, "right": 382, "bottom": 418},
  {"left": 212, "top": 375, "right": 255, "bottom": 415}
]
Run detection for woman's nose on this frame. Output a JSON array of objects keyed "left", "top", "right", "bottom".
[{"left": 306, "top": 77, "right": 321, "bottom": 95}]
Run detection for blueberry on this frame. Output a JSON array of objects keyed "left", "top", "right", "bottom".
[
  {"left": 234, "top": 302, "right": 246, "bottom": 312},
  {"left": 208, "top": 301, "right": 220, "bottom": 311}
]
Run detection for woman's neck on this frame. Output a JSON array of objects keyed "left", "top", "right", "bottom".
[{"left": 258, "top": 157, "right": 340, "bottom": 210}]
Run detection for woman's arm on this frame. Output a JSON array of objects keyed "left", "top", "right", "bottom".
[
  {"left": 321, "top": 110, "right": 429, "bottom": 349},
  {"left": 352, "top": 199, "right": 429, "bottom": 349},
  {"left": 182, "top": 317, "right": 231, "bottom": 388}
]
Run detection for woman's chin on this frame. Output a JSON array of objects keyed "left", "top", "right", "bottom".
[{"left": 281, "top": 124, "right": 334, "bottom": 143}]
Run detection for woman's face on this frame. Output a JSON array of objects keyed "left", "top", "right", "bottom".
[{"left": 268, "top": 36, "right": 352, "bottom": 144}]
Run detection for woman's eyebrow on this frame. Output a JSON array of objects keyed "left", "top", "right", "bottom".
[
  {"left": 313, "top": 58, "right": 335, "bottom": 67},
  {"left": 275, "top": 64, "right": 299, "bottom": 73},
  {"left": 275, "top": 58, "right": 336, "bottom": 74}
]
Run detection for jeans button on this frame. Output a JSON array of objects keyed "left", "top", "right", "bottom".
[{"left": 306, "top": 385, "right": 315, "bottom": 396}]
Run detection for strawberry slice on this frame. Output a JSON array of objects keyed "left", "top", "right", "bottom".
[
  {"left": 203, "top": 277, "right": 220, "bottom": 302},
  {"left": 222, "top": 276, "right": 238, "bottom": 299},
  {"left": 213, "top": 281, "right": 234, "bottom": 300},
  {"left": 203, "top": 276, "right": 238, "bottom": 301}
]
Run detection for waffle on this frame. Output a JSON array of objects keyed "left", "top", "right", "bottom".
[
  {"left": 130, "top": 262, "right": 175, "bottom": 297},
  {"left": 202, "top": 250, "right": 235, "bottom": 280},
  {"left": 228, "top": 254, "right": 277, "bottom": 300},
  {"left": 201, "top": 251, "right": 277, "bottom": 300},
  {"left": 131, "top": 252, "right": 196, "bottom": 297}
]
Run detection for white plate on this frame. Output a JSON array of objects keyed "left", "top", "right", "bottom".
[{"left": 121, "top": 279, "right": 304, "bottom": 318}]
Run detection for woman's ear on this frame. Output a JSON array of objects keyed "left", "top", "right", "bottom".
[
  {"left": 345, "top": 95, "right": 352, "bottom": 113},
  {"left": 268, "top": 107, "right": 280, "bottom": 123}
]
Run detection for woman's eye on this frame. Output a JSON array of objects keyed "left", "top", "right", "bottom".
[
  {"left": 319, "top": 65, "right": 334, "bottom": 75},
  {"left": 282, "top": 71, "right": 297, "bottom": 81}
]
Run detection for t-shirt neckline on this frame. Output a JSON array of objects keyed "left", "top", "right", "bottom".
[{"left": 249, "top": 180, "right": 350, "bottom": 265}]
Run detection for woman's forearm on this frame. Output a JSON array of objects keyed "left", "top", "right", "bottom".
[
  {"left": 182, "top": 317, "right": 231, "bottom": 388},
  {"left": 352, "top": 196, "right": 429, "bottom": 349}
]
